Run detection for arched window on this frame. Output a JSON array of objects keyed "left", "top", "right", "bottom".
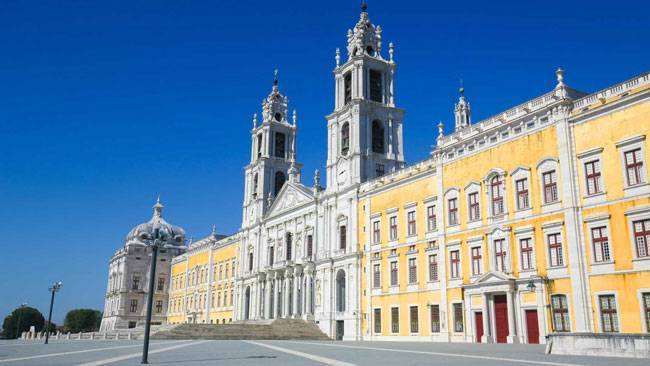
[
  {"left": 336, "top": 270, "right": 346, "bottom": 312},
  {"left": 252, "top": 173, "right": 258, "bottom": 198},
  {"left": 490, "top": 175, "right": 504, "bottom": 216},
  {"left": 372, "top": 120, "right": 384, "bottom": 153},
  {"left": 274, "top": 171, "right": 286, "bottom": 196},
  {"left": 341, "top": 122, "right": 350, "bottom": 155}
]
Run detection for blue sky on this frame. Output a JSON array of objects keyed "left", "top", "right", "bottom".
[{"left": 1, "top": 0, "right": 648, "bottom": 324}]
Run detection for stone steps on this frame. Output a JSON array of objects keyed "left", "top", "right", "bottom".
[{"left": 152, "top": 319, "right": 330, "bottom": 340}]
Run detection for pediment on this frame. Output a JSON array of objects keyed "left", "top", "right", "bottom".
[
  {"left": 266, "top": 182, "right": 315, "bottom": 218},
  {"left": 473, "top": 270, "right": 515, "bottom": 285}
]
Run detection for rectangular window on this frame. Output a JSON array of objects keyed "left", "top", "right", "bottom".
[
  {"left": 427, "top": 205, "right": 436, "bottom": 231},
  {"left": 453, "top": 303, "right": 464, "bottom": 332},
  {"left": 130, "top": 299, "right": 138, "bottom": 313},
  {"left": 591, "top": 227, "right": 611, "bottom": 262},
  {"left": 256, "top": 134, "right": 262, "bottom": 158},
  {"left": 642, "top": 292, "right": 650, "bottom": 333},
  {"left": 369, "top": 69, "right": 383, "bottom": 103},
  {"left": 599, "top": 295, "right": 619, "bottom": 333},
  {"left": 585, "top": 160, "right": 603, "bottom": 195},
  {"left": 225, "top": 264, "right": 229, "bottom": 279},
  {"left": 344, "top": 72, "right": 352, "bottom": 105},
  {"left": 274, "top": 132, "right": 286, "bottom": 158},
  {"left": 269, "top": 246, "right": 274, "bottom": 266},
  {"left": 389, "top": 216, "right": 398, "bottom": 240},
  {"left": 307, "top": 235, "right": 313, "bottom": 257},
  {"left": 219, "top": 265, "right": 223, "bottom": 280},
  {"left": 450, "top": 250, "right": 460, "bottom": 279},
  {"left": 548, "top": 233, "right": 564, "bottom": 267},
  {"left": 428, "top": 254, "right": 438, "bottom": 281},
  {"left": 157, "top": 277, "right": 165, "bottom": 291},
  {"left": 471, "top": 247, "right": 482, "bottom": 276},
  {"left": 407, "top": 211, "right": 416, "bottom": 236},
  {"left": 391, "top": 307, "right": 399, "bottom": 333},
  {"left": 408, "top": 257, "right": 417, "bottom": 284},
  {"left": 217, "top": 292, "right": 222, "bottom": 307},
  {"left": 155, "top": 300, "right": 163, "bottom": 313},
  {"left": 373, "top": 220, "right": 381, "bottom": 244},
  {"left": 410, "top": 306, "right": 419, "bottom": 333},
  {"left": 390, "top": 261, "right": 398, "bottom": 286},
  {"left": 520, "top": 238, "right": 534, "bottom": 270},
  {"left": 448, "top": 198, "right": 458, "bottom": 226},
  {"left": 430, "top": 305, "right": 440, "bottom": 333},
  {"left": 543, "top": 170, "right": 559, "bottom": 203},
  {"left": 551, "top": 295, "right": 570, "bottom": 332},
  {"left": 494, "top": 239, "right": 507, "bottom": 272},
  {"left": 230, "top": 289, "right": 234, "bottom": 305},
  {"left": 468, "top": 192, "right": 480, "bottom": 221},
  {"left": 374, "top": 308, "right": 382, "bottom": 334},
  {"left": 633, "top": 219, "right": 650, "bottom": 258},
  {"left": 248, "top": 252, "right": 254, "bottom": 271},
  {"left": 624, "top": 148, "right": 644, "bottom": 186},
  {"left": 340, "top": 225, "right": 347, "bottom": 250},
  {"left": 232, "top": 260, "right": 236, "bottom": 277},
  {"left": 132, "top": 276, "right": 140, "bottom": 290},
  {"left": 516, "top": 178, "right": 530, "bottom": 210},
  {"left": 373, "top": 263, "right": 381, "bottom": 288}
]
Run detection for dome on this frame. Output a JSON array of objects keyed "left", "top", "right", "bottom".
[{"left": 125, "top": 197, "right": 186, "bottom": 246}]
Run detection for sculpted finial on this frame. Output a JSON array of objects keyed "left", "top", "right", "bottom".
[{"left": 361, "top": 0, "right": 367, "bottom": 13}]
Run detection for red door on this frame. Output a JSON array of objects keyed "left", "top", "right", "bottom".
[
  {"left": 475, "top": 312, "right": 484, "bottom": 343},
  {"left": 525, "top": 310, "right": 539, "bottom": 344},
  {"left": 494, "top": 295, "right": 509, "bottom": 343}
]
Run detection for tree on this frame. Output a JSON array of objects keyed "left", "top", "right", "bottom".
[
  {"left": 64, "top": 309, "right": 102, "bottom": 333},
  {"left": 2, "top": 306, "right": 45, "bottom": 339}
]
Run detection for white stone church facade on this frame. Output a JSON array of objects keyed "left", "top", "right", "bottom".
[{"left": 233, "top": 5, "right": 404, "bottom": 340}]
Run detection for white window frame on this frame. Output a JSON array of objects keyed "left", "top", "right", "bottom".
[
  {"left": 372, "top": 217, "right": 382, "bottom": 245},
  {"left": 424, "top": 195, "right": 438, "bottom": 235},
  {"left": 537, "top": 157, "right": 562, "bottom": 213},
  {"left": 444, "top": 188, "right": 460, "bottom": 232},
  {"left": 637, "top": 289, "right": 650, "bottom": 333},
  {"left": 595, "top": 291, "right": 621, "bottom": 333},
  {"left": 387, "top": 207, "right": 398, "bottom": 245},
  {"left": 404, "top": 202, "right": 417, "bottom": 241},
  {"left": 625, "top": 205, "right": 650, "bottom": 271},
  {"left": 447, "top": 240, "right": 462, "bottom": 287},
  {"left": 542, "top": 220, "right": 568, "bottom": 278},
  {"left": 514, "top": 225, "right": 536, "bottom": 276},
  {"left": 584, "top": 214, "right": 614, "bottom": 274},
  {"left": 616, "top": 135, "right": 649, "bottom": 197},
  {"left": 465, "top": 181, "right": 482, "bottom": 229},
  {"left": 409, "top": 304, "right": 420, "bottom": 335},
  {"left": 511, "top": 166, "right": 532, "bottom": 219},
  {"left": 373, "top": 307, "right": 383, "bottom": 335},
  {"left": 388, "top": 255, "right": 399, "bottom": 293},
  {"left": 484, "top": 169, "right": 508, "bottom": 222},
  {"left": 487, "top": 227, "right": 511, "bottom": 274},
  {"left": 467, "top": 236, "right": 484, "bottom": 278},
  {"left": 577, "top": 147, "right": 607, "bottom": 206}
]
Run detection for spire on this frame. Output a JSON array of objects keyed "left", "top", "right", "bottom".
[
  {"left": 437, "top": 121, "right": 445, "bottom": 147},
  {"left": 346, "top": 0, "right": 382, "bottom": 58},
  {"left": 554, "top": 67, "right": 570, "bottom": 100},
  {"left": 273, "top": 68, "right": 279, "bottom": 87},
  {"left": 454, "top": 81, "right": 471, "bottom": 132},
  {"left": 361, "top": 0, "right": 367, "bottom": 13},
  {"left": 211, "top": 224, "right": 218, "bottom": 238},
  {"left": 153, "top": 195, "right": 163, "bottom": 217},
  {"left": 313, "top": 169, "right": 321, "bottom": 193}
]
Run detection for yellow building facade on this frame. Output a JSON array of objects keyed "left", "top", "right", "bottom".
[
  {"left": 358, "top": 71, "right": 650, "bottom": 344},
  {"left": 167, "top": 232, "right": 240, "bottom": 325}
]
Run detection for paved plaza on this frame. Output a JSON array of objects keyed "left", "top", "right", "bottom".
[{"left": 0, "top": 339, "right": 647, "bottom": 366}]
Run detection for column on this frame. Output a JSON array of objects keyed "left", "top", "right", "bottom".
[
  {"left": 264, "top": 277, "right": 272, "bottom": 319},
  {"left": 482, "top": 293, "right": 491, "bottom": 343},
  {"left": 283, "top": 276, "right": 290, "bottom": 318},
  {"left": 506, "top": 291, "right": 517, "bottom": 343},
  {"left": 305, "top": 273, "right": 313, "bottom": 316},
  {"left": 292, "top": 275, "right": 300, "bottom": 317},
  {"left": 274, "top": 277, "right": 281, "bottom": 319}
]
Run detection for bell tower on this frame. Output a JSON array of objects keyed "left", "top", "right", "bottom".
[
  {"left": 325, "top": 2, "right": 405, "bottom": 191},
  {"left": 242, "top": 71, "right": 301, "bottom": 227}
]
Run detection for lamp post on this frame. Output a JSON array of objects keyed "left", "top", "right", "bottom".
[
  {"left": 15, "top": 303, "right": 27, "bottom": 340},
  {"left": 137, "top": 222, "right": 184, "bottom": 364},
  {"left": 44, "top": 282, "right": 62, "bottom": 344}
]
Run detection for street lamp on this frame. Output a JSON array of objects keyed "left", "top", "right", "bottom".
[
  {"left": 44, "top": 282, "right": 62, "bottom": 344},
  {"left": 15, "top": 303, "right": 27, "bottom": 340},
  {"left": 137, "top": 222, "right": 185, "bottom": 364}
]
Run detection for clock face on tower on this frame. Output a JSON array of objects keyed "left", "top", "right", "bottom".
[{"left": 336, "top": 159, "right": 348, "bottom": 185}]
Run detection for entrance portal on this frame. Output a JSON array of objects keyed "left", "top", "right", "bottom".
[
  {"left": 336, "top": 320, "right": 344, "bottom": 340},
  {"left": 494, "top": 295, "right": 508, "bottom": 343},
  {"left": 525, "top": 309, "right": 539, "bottom": 344}
]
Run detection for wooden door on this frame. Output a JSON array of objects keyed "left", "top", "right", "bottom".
[
  {"left": 525, "top": 310, "right": 539, "bottom": 344},
  {"left": 494, "top": 295, "right": 509, "bottom": 343},
  {"left": 475, "top": 312, "right": 484, "bottom": 343},
  {"left": 336, "top": 320, "right": 344, "bottom": 340}
]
